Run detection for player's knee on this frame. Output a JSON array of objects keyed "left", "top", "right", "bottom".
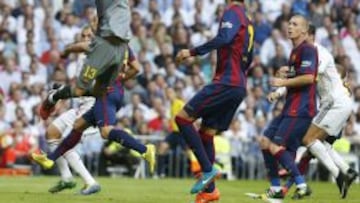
[
  {"left": 175, "top": 111, "right": 193, "bottom": 126},
  {"left": 100, "top": 126, "right": 113, "bottom": 139},
  {"left": 302, "top": 132, "right": 319, "bottom": 146},
  {"left": 199, "top": 127, "right": 216, "bottom": 142},
  {"left": 46, "top": 124, "right": 61, "bottom": 140},
  {"left": 257, "top": 136, "right": 270, "bottom": 150},
  {"left": 158, "top": 142, "right": 169, "bottom": 155},
  {"left": 269, "top": 143, "right": 284, "bottom": 155},
  {"left": 73, "top": 87, "right": 87, "bottom": 97},
  {"left": 73, "top": 118, "right": 87, "bottom": 132}
]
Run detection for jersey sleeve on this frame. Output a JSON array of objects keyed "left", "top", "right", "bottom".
[
  {"left": 298, "top": 46, "right": 318, "bottom": 75},
  {"left": 191, "top": 9, "right": 241, "bottom": 56}
]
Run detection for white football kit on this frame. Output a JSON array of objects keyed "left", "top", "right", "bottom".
[{"left": 312, "top": 43, "right": 352, "bottom": 136}]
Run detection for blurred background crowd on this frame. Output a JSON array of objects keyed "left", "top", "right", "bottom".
[{"left": 0, "top": 0, "right": 359, "bottom": 180}]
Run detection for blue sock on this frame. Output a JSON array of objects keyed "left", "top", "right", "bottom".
[
  {"left": 175, "top": 116, "right": 212, "bottom": 172},
  {"left": 49, "top": 130, "right": 82, "bottom": 161},
  {"left": 275, "top": 149, "right": 305, "bottom": 185},
  {"left": 200, "top": 130, "right": 215, "bottom": 193},
  {"left": 262, "top": 150, "right": 280, "bottom": 187},
  {"left": 108, "top": 129, "right": 147, "bottom": 154}
]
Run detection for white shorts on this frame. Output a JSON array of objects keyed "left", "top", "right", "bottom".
[
  {"left": 312, "top": 97, "right": 352, "bottom": 136},
  {"left": 52, "top": 108, "right": 99, "bottom": 138}
]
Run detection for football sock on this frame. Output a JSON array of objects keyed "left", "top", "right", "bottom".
[
  {"left": 274, "top": 149, "right": 306, "bottom": 186},
  {"left": 307, "top": 140, "right": 339, "bottom": 177},
  {"left": 108, "top": 129, "right": 147, "bottom": 154},
  {"left": 49, "top": 130, "right": 83, "bottom": 161},
  {"left": 298, "top": 152, "right": 312, "bottom": 174},
  {"left": 51, "top": 85, "right": 74, "bottom": 103},
  {"left": 175, "top": 116, "right": 212, "bottom": 172},
  {"left": 64, "top": 150, "right": 96, "bottom": 185},
  {"left": 47, "top": 139, "right": 73, "bottom": 182},
  {"left": 262, "top": 150, "right": 281, "bottom": 190},
  {"left": 323, "top": 141, "right": 349, "bottom": 174},
  {"left": 199, "top": 130, "right": 215, "bottom": 193}
]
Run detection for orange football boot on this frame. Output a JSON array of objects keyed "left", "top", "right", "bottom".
[{"left": 195, "top": 188, "right": 220, "bottom": 203}]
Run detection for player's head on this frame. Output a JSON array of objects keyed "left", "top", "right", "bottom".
[
  {"left": 288, "top": 14, "right": 309, "bottom": 40},
  {"left": 81, "top": 26, "right": 94, "bottom": 42},
  {"left": 306, "top": 24, "right": 316, "bottom": 44}
]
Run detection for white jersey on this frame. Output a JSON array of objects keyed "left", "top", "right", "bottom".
[
  {"left": 315, "top": 43, "right": 349, "bottom": 105},
  {"left": 312, "top": 43, "right": 352, "bottom": 136}
]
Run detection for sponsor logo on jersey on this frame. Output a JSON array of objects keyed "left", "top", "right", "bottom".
[
  {"left": 221, "top": 21, "right": 233, "bottom": 29},
  {"left": 301, "top": 60, "right": 312, "bottom": 67}
]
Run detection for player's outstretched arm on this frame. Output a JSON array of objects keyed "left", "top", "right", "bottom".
[
  {"left": 271, "top": 74, "right": 315, "bottom": 88},
  {"left": 175, "top": 9, "right": 241, "bottom": 63},
  {"left": 61, "top": 41, "right": 91, "bottom": 58}
]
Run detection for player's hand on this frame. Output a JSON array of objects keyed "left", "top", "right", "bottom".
[
  {"left": 270, "top": 77, "right": 286, "bottom": 87},
  {"left": 175, "top": 49, "right": 191, "bottom": 64},
  {"left": 118, "top": 72, "right": 126, "bottom": 80},
  {"left": 267, "top": 92, "right": 280, "bottom": 103}
]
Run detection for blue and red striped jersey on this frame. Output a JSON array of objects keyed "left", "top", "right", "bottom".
[
  {"left": 190, "top": 3, "right": 254, "bottom": 87},
  {"left": 283, "top": 41, "right": 318, "bottom": 117}
]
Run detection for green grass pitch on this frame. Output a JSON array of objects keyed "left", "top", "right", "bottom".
[{"left": 0, "top": 176, "right": 359, "bottom": 203}]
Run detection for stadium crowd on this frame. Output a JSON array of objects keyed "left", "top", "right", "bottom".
[{"left": 0, "top": 0, "right": 359, "bottom": 179}]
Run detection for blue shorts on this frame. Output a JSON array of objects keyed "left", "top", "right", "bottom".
[
  {"left": 82, "top": 81, "right": 124, "bottom": 127},
  {"left": 184, "top": 84, "right": 246, "bottom": 132},
  {"left": 264, "top": 116, "right": 312, "bottom": 152}
]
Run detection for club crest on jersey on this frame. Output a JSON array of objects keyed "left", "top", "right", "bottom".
[
  {"left": 287, "top": 66, "right": 296, "bottom": 77},
  {"left": 221, "top": 21, "right": 233, "bottom": 29}
]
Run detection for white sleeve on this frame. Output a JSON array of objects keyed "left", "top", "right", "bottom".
[{"left": 316, "top": 44, "right": 332, "bottom": 74}]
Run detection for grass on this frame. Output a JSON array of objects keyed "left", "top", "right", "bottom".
[{"left": 0, "top": 176, "right": 359, "bottom": 203}]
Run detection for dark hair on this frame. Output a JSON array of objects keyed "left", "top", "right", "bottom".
[{"left": 308, "top": 24, "right": 316, "bottom": 35}]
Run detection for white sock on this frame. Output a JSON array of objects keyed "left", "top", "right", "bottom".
[
  {"left": 270, "top": 186, "right": 282, "bottom": 192},
  {"left": 297, "top": 183, "right": 307, "bottom": 189},
  {"left": 308, "top": 139, "right": 339, "bottom": 178},
  {"left": 47, "top": 139, "right": 73, "bottom": 182},
  {"left": 64, "top": 150, "right": 96, "bottom": 185},
  {"left": 323, "top": 141, "right": 350, "bottom": 174}
]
